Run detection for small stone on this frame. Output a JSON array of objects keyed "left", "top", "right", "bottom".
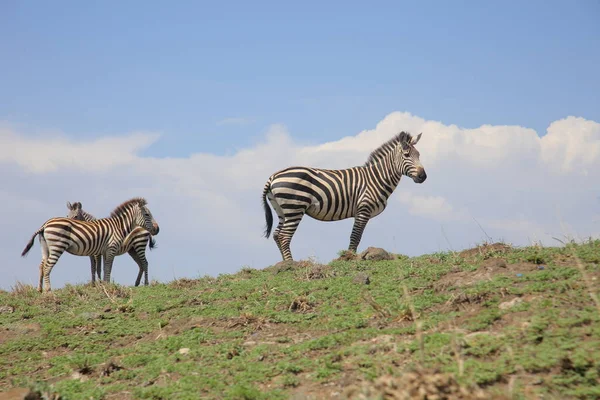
[
  {"left": 103, "top": 305, "right": 112, "bottom": 312},
  {"left": 499, "top": 297, "right": 523, "bottom": 310},
  {"left": 79, "top": 312, "right": 102, "bottom": 320},
  {"left": 0, "top": 305, "right": 14, "bottom": 313},
  {"left": 353, "top": 273, "right": 370, "bottom": 285},
  {"left": 178, "top": 348, "right": 190, "bottom": 355},
  {"left": 360, "top": 247, "right": 394, "bottom": 261}
]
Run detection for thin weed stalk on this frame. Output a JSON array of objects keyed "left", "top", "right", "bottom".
[{"left": 402, "top": 284, "right": 424, "bottom": 367}]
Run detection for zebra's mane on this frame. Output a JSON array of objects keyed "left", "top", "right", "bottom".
[
  {"left": 110, "top": 197, "right": 148, "bottom": 218},
  {"left": 364, "top": 131, "right": 413, "bottom": 166}
]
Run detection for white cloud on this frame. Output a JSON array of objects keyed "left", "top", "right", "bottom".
[
  {"left": 397, "top": 192, "right": 469, "bottom": 222},
  {"left": 216, "top": 117, "right": 255, "bottom": 126},
  {"left": 0, "top": 125, "right": 159, "bottom": 173},
  {"left": 1, "top": 111, "right": 599, "bottom": 290}
]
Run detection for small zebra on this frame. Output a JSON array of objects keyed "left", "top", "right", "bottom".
[
  {"left": 21, "top": 197, "right": 159, "bottom": 292},
  {"left": 66, "top": 201, "right": 157, "bottom": 287},
  {"left": 261, "top": 131, "right": 427, "bottom": 261}
]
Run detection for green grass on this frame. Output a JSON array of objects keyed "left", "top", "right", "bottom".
[{"left": 1, "top": 240, "right": 599, "bottom": 399}]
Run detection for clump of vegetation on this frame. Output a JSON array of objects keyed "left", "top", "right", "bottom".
[{"left": 1, "top": 240, "right": 599, "bottom": 399}]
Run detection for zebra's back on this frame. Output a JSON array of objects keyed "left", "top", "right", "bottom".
[{"left": 269, "top": 166, "right": 366, "bottom": 221}]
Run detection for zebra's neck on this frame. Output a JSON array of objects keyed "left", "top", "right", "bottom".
[
  {"left": 363, "top": 148, "right": 403, "bottom": 196},
  {"left": 82, "top": 211, "right": 96, "bottom": 222}
]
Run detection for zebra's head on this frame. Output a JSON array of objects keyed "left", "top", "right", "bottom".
[
  {"left": 133, "top": 202, "right": 160, "bottom": 236},
  {"left": 110, "top": 198, "right": 161, "bottom": 235},
  {"left": 66, "top": 201, "right": 84, "bottom": 220},
  {"left": 397, "top": 132, "right": 427, "bottom": 184}
]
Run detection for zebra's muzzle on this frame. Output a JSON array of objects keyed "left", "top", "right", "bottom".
[{"left": 412, "top": 169, "right": 427, "bottom": 183}]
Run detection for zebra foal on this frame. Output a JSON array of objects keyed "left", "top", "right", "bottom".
[
  {"left": 66, "top": 201, "right": 157, "bottom": 287},
  {"left": 21, "top": 197, "right": 159, "bottom": 292},
  {"left": 261, "top": 131, "right": 427, "bottom": 261}
]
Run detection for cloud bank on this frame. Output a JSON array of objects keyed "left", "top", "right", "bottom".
[{"left": 1, "top": 112, "right": 599, "bottom": 290}]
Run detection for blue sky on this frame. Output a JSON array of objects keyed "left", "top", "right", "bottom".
[
  {"left": 2, "top": 0, "right": 599, "bottom": 158},
  {"left": 1, "top": 1, "right": 600, "bottom": 290}
]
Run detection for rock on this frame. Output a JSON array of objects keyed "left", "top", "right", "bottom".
[
  {"left": 498, "top": 297, "right": 523, "bottom": 310},
  {"left": 0, "top": 305, "right": 14, "bottom": 314},
  {"left": 79, "top": 312, "right": 102, "bottom": 320},
  {"left": 268, "top": 260, "right": 300, "bottom": 274},
  {"left": 360, "top": 247, "right": 394, "bottom": 261},
  {"left": 353, "top": 273, "right": 370, "bottom": 285},
  {"left": 178, "top": 348, "right": 190, "bottom": 355}
]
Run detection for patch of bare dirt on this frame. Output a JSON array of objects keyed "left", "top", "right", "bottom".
[
  {"left": 459, "top": 243, "right": 512, "bottom": 261},
  {"left": 304, "top": 264, "right": 336, "bottom": 280},
  {"left": 0, "top": 322, "right": 42, "bottom": 345},
  {"left": 343, "top": 369, "right": 505, "bottom": 400},
  {"left": 336, "top": 251, "right": 358, "bottom": 261},
  {"left": 289, "top": 296, "right": 315, "bottom": 313},
  {"left": 434, "top": 260, "right": 538, "bottom": 291},
  {"left": 138, "top": 316, "right": 213, "bottom": 343},
  {"left": 168, "top": 278, "right": 199, "bottom": 289}
]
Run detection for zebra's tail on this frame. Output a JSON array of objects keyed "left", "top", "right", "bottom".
[
  {"left": 21, "top": 227, "right": 44, "bottom": 257},
  {"left": 149, "top": 235, "right": 157, "bottom": 250},
  {"left": 262, "top": 179, "right": 274, "bottom": 239}
]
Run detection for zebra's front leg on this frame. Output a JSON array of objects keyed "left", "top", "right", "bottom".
[
  {"left": 89, "top": 255, "right": 97, "bottom": 283},
  {"left": 95, "top": 254, "right": 102, "bottom": 280},
  {"left": 348, "top": 212, "right": 371, "bottom": 253},
  {"left": 102, "top": 249, "right": 117, "bottom": 284}
]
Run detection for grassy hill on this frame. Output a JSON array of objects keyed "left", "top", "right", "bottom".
[{"left": 1, "top": 240, "right": 599, "bottom": 400}]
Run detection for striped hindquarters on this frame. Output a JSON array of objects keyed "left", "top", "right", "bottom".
[
  {"left": 118, "top": 226, "right": 153, "bottom": 256},
  {"left": 43, "top": 217, "right": 115, "bottom": 257}
]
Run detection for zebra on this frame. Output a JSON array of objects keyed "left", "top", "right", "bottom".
[
  {"left": 21, "top": 197, "right": 159, "bottom": 292},
  {"left": 261, "top": 131, "right": 427, "bottom": 261},
  {"left": 66, "top": 201, "right": 157, "bottom": 287}
]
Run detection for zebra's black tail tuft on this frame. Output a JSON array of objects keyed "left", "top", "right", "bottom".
[
  {"left": 262, "top": 180, "right": 274, "bottom": 239},
  {"left": 21, "top": 227, "right": 43, "bottom": 257},
  {"left": 149, "top": 236, "right": 157, "bottom": 250}
]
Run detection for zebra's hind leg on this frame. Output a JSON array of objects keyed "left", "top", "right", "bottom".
[
  {"left": 348, "top": 211, "right": 371, "bottom": 253},
  {"left": 37, "top": 259, "right": 46, "bottom": 293},
  {"left": 37, "top": 235, "right": 50, "bottom": 292},
  {"left": 42, "top": 250, "right": 65, "bottom": 293},
  {"left": 276, "top": 214, "right": 305, "bottom": 261},
  {"left": 128, "top": 248, "right": 149, "bottom": 286}
]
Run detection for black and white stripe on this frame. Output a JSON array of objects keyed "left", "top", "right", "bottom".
[
  {"left": 261, "top": 131, "right": 427, "bottom": 261},
  {"left": 21, "top": 197, "right": 159, "bottom": 292},
  {"left": 66, "top": 201, "right": 157, "bottom": 287}
]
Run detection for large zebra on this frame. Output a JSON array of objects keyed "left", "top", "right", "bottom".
[
  {"left": 21, "top": 197, "right": 159, "bottom": 292},
  {"left": 261, "top": 131, "right": 426, "bottom": 261},
  {"left": 66, "top": 201, "right": 157, "bottom": 287}
]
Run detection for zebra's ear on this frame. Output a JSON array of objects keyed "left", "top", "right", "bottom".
[
  {"left": 66, "top": 201, "right": 73, "bottom": 210},
  {"left": 411, "top": 132, "right": 422, "bottom": 146}
]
